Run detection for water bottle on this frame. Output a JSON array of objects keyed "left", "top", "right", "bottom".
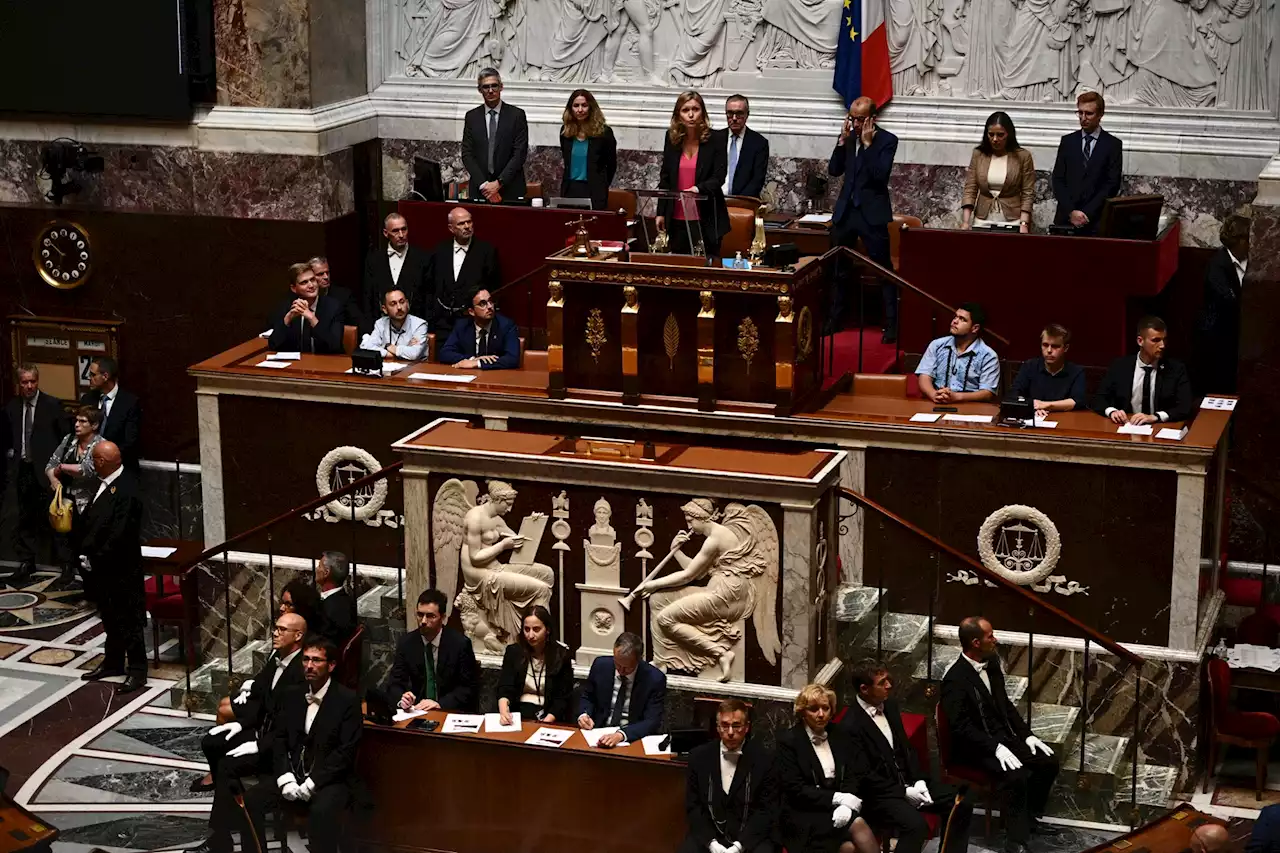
[{"left": 733, "top": 251, "right": 745, "bottom": 269}]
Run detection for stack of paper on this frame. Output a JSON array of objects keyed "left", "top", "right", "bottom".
[
  {"left": 392, "top": 708, "right": 428, "bottom": 723},
  {"left": 408, "top": 372, "right": 477, "bottom": 383},
  {"left": 525, "top": 727, "right": 575, "bottom": 748},
  {"left": 1155, "top": 426, "right": 1189, "bottom": 441},
  {"left": 641, "top": 734, "right": 673, "bottom": 755},
  {"left": 1201, "top": 397, "right": 1238, "bottom": 411},
  {"left": 909, "top": 412, "right": 942, "bottom": 423},
  {"left": 941, "top": 414, "right": 993, "bottom": 424},
  {"left": 140, "top": 546, "right": 177, "bottom": 559},
  {"left": 440, "top": 714, "right": 484, "bottom": 733},
  {"left": 1116, "top": 423, "right": 1154, "bottom": 435},
  {"left": 1228, "top": 644, "right": 1280, "bottom": 671},
  {"left": 580, "top": 726, "right": 622, "bottom": 747},
  {"left": 485, "top": 712, "right": 521, "bottom": 732}
]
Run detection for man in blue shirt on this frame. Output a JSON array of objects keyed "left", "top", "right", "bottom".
[
  {"left": 1009, "top": 323, "right": 1086, "bottom": 418},
  {"left": 916, "top": 303, "right": 1000, "bottom": 403}
]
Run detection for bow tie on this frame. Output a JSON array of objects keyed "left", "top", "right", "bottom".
[
  {"left": 810, "top": 732, "right": 828, "bottom": 745},
  {"left": 723, "top": 749, "right": 741, "bottom": 761},
  {"left": 306, "top": 692, "right": 323, "bottom": 706},
  {"left": 867, "top": 704, "right": 885, "bottom": 717},
  {"left": 972, "top": 661, "right": 988, "bottom": 671}
]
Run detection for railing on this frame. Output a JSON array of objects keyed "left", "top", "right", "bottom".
[{"left": 840, "top": 486, "right": 1147, "bottom": 827}]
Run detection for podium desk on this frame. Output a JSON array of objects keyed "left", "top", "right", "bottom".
[
  {"left": 353, "top": 712, "right": 683, "bottom": 853},
  {"left": 897, "top": 222, "right": 1180, "bottom": 366},
  {"left": 1078, "top": 805, "right": 1226, "bottom": 853},
  {"left": 545, "top": 248, "right": 832, "bottom": 415}
]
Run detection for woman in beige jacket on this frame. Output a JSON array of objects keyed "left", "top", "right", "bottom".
[{"left": 961, "top": 111, "right": 1035, "bottom": 233}]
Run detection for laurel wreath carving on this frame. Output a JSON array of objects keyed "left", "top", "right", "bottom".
[
  {"left": 976, "top": 504, "right": 1062, "bottom": 586},
  {"left": 738, "top": 317, "right": 759, "bottom": 373},
  {"left": 316, "top": 446, "right": 388, "bottom": 522},
  {"left": 663, "top": 313, "right": 680, "bottom": 370},
  {"left": 586, "top": 308, "right": 607, "bottom": 363}
]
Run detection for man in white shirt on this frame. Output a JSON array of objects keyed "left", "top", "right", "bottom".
[
  {"left": 385, "top": 588, "right": 480, "bottom": 712},
  {"left": 82, "top": 355, "right": 141, "bottom": 474},
  {"left": 362, "top": 213, "right": 429, "bottom": 326},
  {"left": 424, "top": 207, "right": 501, "bottom": 332},
  {"left": 717, "top": 95, "right": 769, "bottom": 199},
  {"left": 1094, "top": 316, "right": 1193, "bottom": 424},
  {"left": 681, "top": 699, "right": 777, "bottom": 853},
  {"left": 577, "top": 632, "right": 667, "bottom": 746},
  {"left": 941, "top": 617, "right": 1059, "bottom": 853},
  {"left": 315, "top": 551, "right": 355, "bottom": 646},
  {"left": 360, "top": 288, "right": 428, "bottom": 362},
  {"left": 1194, "top": 212, "right": 1250, "bottom": 394}
]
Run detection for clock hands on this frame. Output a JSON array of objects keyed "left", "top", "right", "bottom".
[{"left": 50, "top": 242, "right": 65, "bottom": 259}]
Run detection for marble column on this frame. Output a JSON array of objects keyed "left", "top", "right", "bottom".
[
  {"left": 402, "top": 468, "right": 432, "bottom": 633},
  {"left": 1169, "top": 471, "right": 1206, "bottom": 650},
  {"left": 780, "top": 506, "right": 817, "bottom": 688},
  {"left": 197, "top": 392, "right": 225, "bottom": 547},
  {"left": 837, "top": 448, "right": 865, "bottom": 585}
]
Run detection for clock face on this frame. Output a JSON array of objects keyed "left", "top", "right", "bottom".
[{"left": 34, "top": 220, "right": 92, "bottom": 289}]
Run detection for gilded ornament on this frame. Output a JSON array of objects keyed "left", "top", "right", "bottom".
[
  {"left": 738, "top": 317, "right": 759, "bottom": 372},
  {"left": 586, "top": 308, "right": 608, "bottom": 362},
  {"left": 797, "top": 306, "right": 814, "bottom": 360},
  {"left": 663, "top": 313, "right": 680, "bottom": 370}
]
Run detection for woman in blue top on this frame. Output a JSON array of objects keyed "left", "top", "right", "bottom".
[{"left": 559, "top": 89, "right": 617, "bottom": 211}]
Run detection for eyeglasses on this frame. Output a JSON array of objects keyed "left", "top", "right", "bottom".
[
  {"left": 725, "top": 110, "right": 747, "bottom": 118},
  {"left": 271, "top": 625, "right": 296, "bottom": 634},
  {"left": 479, "top": 83, "right": 501, "bottom": 91},
  {"left": 474, "top": 298, "right": 494, "bottom": 307},
  {"left": 717, "top": 722, "right": 747, "bottom": 731}
]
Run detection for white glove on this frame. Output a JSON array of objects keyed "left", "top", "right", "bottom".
[
  {"left": 905, "top": 784, "right": 929, "bottom": 808},
  {"left": 232, "top": 682, "right": 253, "bottom": 705},
  {"left": 832, "top": 805, "right": 854, "bottom": 828},
  {"left": 277, "top": 773, "right": 298, "bottom": 793},
  {"left": 708, "top": 842, "right": 728, "bottom": 853},
  {"left": 911, "top": 780, "right": 933, "bottom": 805},
  {"left": 1025, "top": 735, "right": 1054, "bottom": 757},
  {"left": 209, "top": 722, "right": 243, "bottom": 741},
  {"left": 79, "top": 555, "right": 92, "bottom": 570},
  {"left": 995, "top": 743, "right": 1023, "bottom": 771},
  {"left": 832, "top": 792, "right": 862, "bottom": 813},
  {"left": 297, "top": 778, "right": 315, "bottom": 802},
  {"left": 281, "top": 782, "right": 302, "bottom": 801},
  {"left": 728, "top": 844, "right": 742, "bottom": 853},
  {"left": 226, "top": 740, "right": 259, "bottom": 758}
]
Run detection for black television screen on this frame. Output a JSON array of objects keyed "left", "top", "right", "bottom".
[{"left": 0, "top": 0, "right": 211, "bottom": 120}]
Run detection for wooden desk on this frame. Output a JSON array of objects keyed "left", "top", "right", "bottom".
[
  {"left": 352, "top": 712, "right": 684, "bottom": 853},
  {"left": 1079, "top": 804, "right": 1225, "bottom": 853}
]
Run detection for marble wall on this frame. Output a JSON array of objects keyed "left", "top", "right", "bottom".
[{"left": 215, "top": 0, "right": 311, "bottom": 108}]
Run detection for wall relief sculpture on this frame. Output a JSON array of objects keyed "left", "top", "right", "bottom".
[{"left": 391, "top": 0, "right": 1274, "bottom": 108}]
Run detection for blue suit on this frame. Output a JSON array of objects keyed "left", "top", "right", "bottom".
[
  {"left": 578, "top": 655, "right": 666, "bottom": 742},
  {"left": 1247, "top": 804, "right": 1280, "bottom": 853},
  {"left": 828, "top": 127, "right": 899, "bottom": 332},
  {"left": 438, "top": 314, "right": 520, "bottom": 370},
  {"left": 1050, "top": 128, "right": 1123, "bottom": 234}
]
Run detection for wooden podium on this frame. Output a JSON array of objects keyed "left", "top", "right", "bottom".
[{"left": 545, "top": 248, "right": 832, "bottom": 416}]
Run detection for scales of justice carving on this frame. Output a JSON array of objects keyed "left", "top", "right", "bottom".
[
  {"left": 949, "top": 504, "right": 1089, "bottom": 597},
  {"left": 392, "top": 0, "right": 1272, "bottom": 108}
]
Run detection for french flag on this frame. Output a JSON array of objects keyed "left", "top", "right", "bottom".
[{"left": 833, "top": 0, "right": 892, "bottom": 108}]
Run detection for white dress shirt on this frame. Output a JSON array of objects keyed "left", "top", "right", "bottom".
[
  {"left": 272, "top": 648, "right": 300, "bottom": 690},
  {"left": 1227, "top": 247, "right": 1247, "bottom": 286},
  {"left": 387, "top": 244, "right": 407, "bottom": 285},
  {"left": 722, "top": 131, "right": 743, "bottom": 195},
  {"left": 857, "top": 696, "right": 893, "bottom": 746},
  {"left": 720, "top": 743, "right": 741, "bottom": 793},
  {"left": 807, "top": 726, "right": 836, "bottom": 779},
  {"left": 98, "top": 384, "right": 119, "bottom": 420},
  {"left": 608, "top": 671, "right": 632, "bottom": 726},
  {"left": 92, "top": 465, "right": 124, "bottom": 504},
  {"left": 1104, "top": 355, "right": 1167, "bottom": 421},
  {"left": 1081, "top": 127, "right": 1101, "bottom": 158},
  {"left": 453, "top": 241, "right": 469, "bottom": 280},
  {"left": 422, "top": 631, "right": 441, "bottom": 670},
  {"left": 360, "top": 314, "right": 429, "bottom": 362},
  {"left": 964, "top": 653, "right": 992, "bottom": 693},
  {"left": 519, "top": 658, "right": 545, "bottom": 706},
  {"left": 305, "top": 678, "right": 330, "bottom": 734},
  {"left": 320, "top": 586, "right": 343, "bottom": 600}
]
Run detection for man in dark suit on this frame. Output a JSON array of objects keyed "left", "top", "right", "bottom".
[
  {"left": 829, "top": 97, "right": 900, "bottom": 341},
  {"left": 362, "top": 213, "right": 430, "bottom": 328},
  {"left": 1094, "top": 316, "right": 1194, "bottom": 425},
  {"left": 1051, "top": 91, "right": 1123, "bottom": 235},
  {"left": 577, "top": 632, "right": 666, "bottom": 746},
  {"left": 941, "top": 616, "right": 1058, "bottom": 853},
  {"left": 839, "top": 659, "right": 972, "bottom": 853},
  {"left": 311, "top": 256, "right": 365, "bottom": 331},
  {"left": 1247, "top": 804, "right": 1280, "bottom": 853},
  {"left": 439, "top": 289, "right": 521, "bottom": 370},
  {"left": 315, "top": 551, "right": 355, "bottom": 646},
  {"left": 423, "top": 207, "right": 501, "bottom": 333},
  {"left": 267, "top": 262, "right": 345, "bottom": 354},
  {"left": 460, "top": 69, "right": 529, "bottom": 203},
  {"left": 6, "top": 364, "right": 69, "bottom": 584},
  {"left": 190, "top": 611, "right": 307, "bottom": 853},
  {"left": 243, "top": 636, "right": 362, "bottom": 853},
  {"left": 386, "top": 588, "right": 480, "bottom": 713},
  {"left": 81, "top": 356, "right": 141, "bottom": 475},
  {"left": 78, "top": 441, "right": 147, "bottom": 694},
  {"left": 718, "top": 95, "right": 769, "bottom": 199},
  {"left": 682, "top": 698, "right": 776, "bottom": 853},
  {"left": 1194, "top": 213, "right": 1250, "bottom": 394}
]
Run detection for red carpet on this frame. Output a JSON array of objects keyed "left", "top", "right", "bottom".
[{"left": 829, "top": 327, "right": 900, "bottom": 376}]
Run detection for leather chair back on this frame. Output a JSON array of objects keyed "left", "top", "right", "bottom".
[
  {"left": 853, "top": 373, "right": 908, "bottom": 397},
  {"left": 889, "top": 213, "right": 923, "bottom": 272},
  {"left": 343, "top": 325, "right": 357, "bottom": 355},
  {"left": 607, "top": 189, "right": 637, "bottom": 218},
  {"left": 721, "top": 206, "right": 756, "bottom": 257}
]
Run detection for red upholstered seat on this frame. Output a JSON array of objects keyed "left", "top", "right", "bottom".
[
  {"left": 1205, "top": 657, "right": 1279, "bottom": 799},
  {"left": 935, "top": 703, "right": 998, "bottom": 838}
]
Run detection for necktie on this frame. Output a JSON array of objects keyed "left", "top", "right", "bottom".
[
  {"left": 424, "top": 641, "right": 438, "bottom": 701},
  {"left": 1141, "top": 365, "right": 1154, "bottom": 415},
  {"left": 99, "top": 395, "right": 110, "bottom": 419},
  {"left": 478, "top": 329, "right": 488, "bottom": 357},
  {"left": 727, "top": 134, "right": 740, "bottom": 192},
  {"left": 609, "top": 675, "right": 630, "bottom": 726},
  {"left": 22, "top": 400, "right": 33, "bottom": 462},
  {"left": 1083, "top": 135, "right": 1094, "bottom": 165},
  {"left": 487, "top": 109, "right": 498, "bottom": 175}
]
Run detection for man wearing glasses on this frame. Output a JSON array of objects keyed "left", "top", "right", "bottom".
[
  {"left": 1050, "top": 91, "right": 1123, "bottom": 235},
  {"left": 461, "top": 68, "right": 529, "bottom": 203},
  {"left": 716, "top": 95, "right": 769, "bottom": 199},
  {"left": 439, "top": 288, "right": 521, "bottom": 370},
  {"left": 682, "top": 698, "right": 777, "bottom": 853}
]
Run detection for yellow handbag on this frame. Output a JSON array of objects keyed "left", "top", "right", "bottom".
[{"left": 49, "top": 482, "right": 73, "bottom": 534}]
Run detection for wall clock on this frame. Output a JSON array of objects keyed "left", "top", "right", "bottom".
[{"left": 33, "top": 219, "right": 93, "bottom": 289}]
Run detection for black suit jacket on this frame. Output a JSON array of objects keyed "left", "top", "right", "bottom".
[
  {"left": 324, "top": 285, "right": 365, "bottom": 331},
  {"left": 80, "top": 388, "right": 141, "bottom": 471},
  {"left": 6, "top": 392, "right": 69, "bottom": 478},
  {"left": 837, "top": 698, "right": 923, "bottom": 798},
  {"left": 717, "top": 127, "right": 770, "bottom": 198},
  {"left": 266, "top": 294, "right": 345, "bottom": 354},
  {"left": 385, "top": 627, "right": 479, "bottom": 712},
  {"left": 79, "top": 473, "right": 144, "bottom": 576},
  {"left": 1093, "top": 354, "right": 1194, "bottom": 422},
  {"left": 559, "top": 127, "right": 618, "bottom": 211},
  {"left": 578, "top": 655, "right": 666, "bottom": 741},
  {"left": 1051, "top": 129, "right": 1123, "bottom": 230},
  {"left": 1194, "top": 247, "right": 1243, "bottom": 393},
  {"left": 438, "top": 314, "right": 521, "bottom": 370},
  {"left": 238, "top": 650, "right": 307, "bottom": 734},
  {"left": 496, "top": 642, "right": 574, "bottom": 722},
  {"left": 267, "top": 681, "right": 362, "bottom": 791},
  {"left": 776, "top": 724, "right": 870, "bottom": 851},
  {"left": 658, "top": 136, "right": 730, "bottom": 240},
  {"left": 685, "top": 739, "right": 777, "bottom": 850},
  {"left": 423, "top": 238, "right": 501, "bottom": 332},
  {"left": 1247, "top": 803, "right": 1280, "bottom": 853},
  {"left": 940, "top": 656, "right": 1032, "bottom": 768},
  {"left": 461, "top": 102, "right": 529, "bottom": 201},
  {"left": 830, "top": 128, "right": 898, "bottom": 228},
  {"left": 319, "top": 589, "right": 355, "bottom": 646},
  {"left": 362, "top": 245, "right": 431, "bottom": 332}
]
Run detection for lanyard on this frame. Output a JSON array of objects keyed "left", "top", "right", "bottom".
[{"left": 945, "top": 347, "right": 975, "bottom": 392}]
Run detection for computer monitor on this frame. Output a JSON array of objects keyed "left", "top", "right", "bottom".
[
  {"left": 412, "top": 158, "right": 444, "bottom": 202},
  {"left": 1097, "top": 194, "right": 1164, "bottom": 240}
]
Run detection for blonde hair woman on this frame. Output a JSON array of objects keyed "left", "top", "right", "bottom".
[{"left": 654, "top": 91, "right": 728, "bottom": 257}]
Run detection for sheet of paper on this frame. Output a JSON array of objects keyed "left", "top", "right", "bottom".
[
  {"left": 525, "top": 726, "right": 575, "bottom": 748},
  {"left": 1116, "top": 423, "right": 1154, "bottom": 435},
  {"left": 485, "top": 712, "right": 521, "bottom": 732},
  {"left": 408, "top": 372, "right": 478, "bottom": 383},
  {"left": 381, "top": 361, "right": 409, "bottom": 374},
  {"left": 796, "top": 213, "right": 833, "bottom": 224},
  {"left": 1032, "top": 419, "right": 1058, "bottom": 429},
  {"left": 268, "top": 352, "right": 301, "bottom": 361},
  {"left": 941, "top": 414, "right": 993, "bottom": 424},
  {"left": 1201, "top": 396, "right": 1238, "bottom": 411},
  {"left": 254, "top": 359, "right": 292, "bottom": 369},
  {"left": 909, "top": 412, "right": 942, "bottom": 423},
  {"left": 579, "top": 726, "right": 621, "bottom": 748},
  {"left": 440, "top": 713, "right": 484, "bottom": 733},
  {"left": 140, "top": 546, "right": 178, "bottom": 559},
  {"left": 642, "top": 734, "right": 673, "bottom": 756},
  {"left": 392, "top": 708, "right": 428, "bottom": 723},
  {"left": 258, "top": 329, "right": 272, "bottom": 338},
  {"left": 1155, "top": 427, "right": 1188, "bottom": 441}
]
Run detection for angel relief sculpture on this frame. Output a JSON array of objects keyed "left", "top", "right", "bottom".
[
  {"left": 432, "top": 479, "right": 553, "bottom": 653},
  {"left": 628, "top": 499, "right": 781, "bottom": 682}
]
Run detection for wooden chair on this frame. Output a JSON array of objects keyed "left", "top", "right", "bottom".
[
  {"left": 720, "top": 205, "right": 756, "bottom": 257},
  {"left": 1205, "top": 657, "right": 1279, "bottom": 799},
  {"left": 145, "top": 575, "right": 190, "bottom": 665},
  {"left": 888, "top": 213, "right": 924, "bottom": 272},
  {"left": 935, "top": 703, "right": 998, "bottom": 838},
  {"left": 342, "top": 325, "right": 357, "bottom": 355},
  {"left": 853, "top": 374, "right": 908, "bottom": 397},
  {"left": 607, "top": 189, "right": 637, "bottom": 218}
]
